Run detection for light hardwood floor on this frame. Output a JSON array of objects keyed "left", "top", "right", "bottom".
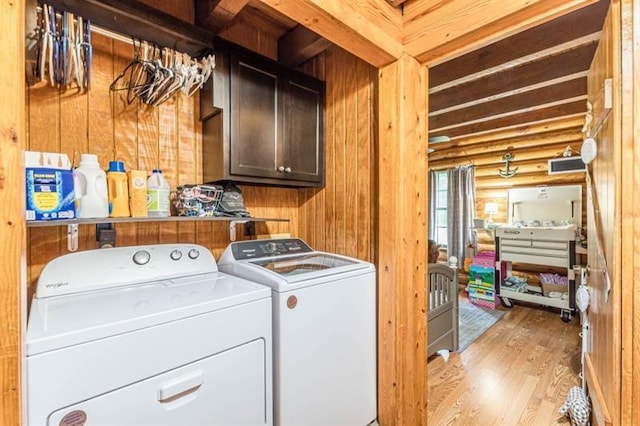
[{"left": 427, "top": 300, "right": 581, "bottom": 425}]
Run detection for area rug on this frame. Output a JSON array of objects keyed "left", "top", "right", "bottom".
[{"left": 457, "top": 300, "right": 505, "bottom": 352}]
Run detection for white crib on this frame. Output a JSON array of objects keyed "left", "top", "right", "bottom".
[{"left": 427, "top": 263, "right": 459, "bottom": 357}]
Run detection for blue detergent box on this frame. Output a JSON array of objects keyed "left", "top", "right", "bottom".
[{"left": 25, "top": 151, "right": 76, "bottom": 221}]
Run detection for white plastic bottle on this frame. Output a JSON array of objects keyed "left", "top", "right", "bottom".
[
  {"left": 73, "top": 154, "right": 109, "bottom": 218},
  {"left": 147, "top": 169, "right": 170, "bottom": 217}
]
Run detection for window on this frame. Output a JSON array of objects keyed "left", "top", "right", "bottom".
[{"left": 434, "top": 171, "right": 448, "bottom": 247}]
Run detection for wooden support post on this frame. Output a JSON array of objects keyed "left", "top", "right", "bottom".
[
  {"left": 377, "top": 53, "right": 429, "bottom": 425},
  {"left": 0, "top": 0, "right": 26, "bottom": 424}
]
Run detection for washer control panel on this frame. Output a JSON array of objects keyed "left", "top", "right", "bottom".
[{"left": 230, "top": 238, "right": 313, "bottom": 260}]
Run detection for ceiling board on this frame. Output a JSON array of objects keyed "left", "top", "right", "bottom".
[
  {"left": 430, "top": 78, "right": 587, "bottom": 130},
  {"left": 431, "top": 96, "right": 587, "bottom": 134},
  {"left": 429, "top": 0, "right": 609, "bottom": 87},
  {"left": 404, "top": 0, "right": 597, "bottom": 65},
  {"left": 439, "top": 102, "right": 586, "bottom": 139},
  {"left": 426, "top": 1, "right": 609, "bottom": 141},
  {"left": 430, "top": 42, "right": 598, "bottom": 112}
]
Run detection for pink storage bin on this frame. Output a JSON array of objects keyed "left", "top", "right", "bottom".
[{"left": 472, "top": 251, "right": 496, "bottom": 268}]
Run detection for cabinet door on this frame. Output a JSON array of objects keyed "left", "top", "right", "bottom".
[
  {"left": 283, "top": 74, "right": 325, "bottom": 184},
  {"left": 230, "top": 52, "right": 283, "bottom": 179}
]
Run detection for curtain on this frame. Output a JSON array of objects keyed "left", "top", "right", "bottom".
[{"left": 447, "top": 165, "right": 475, "bottom": 262}]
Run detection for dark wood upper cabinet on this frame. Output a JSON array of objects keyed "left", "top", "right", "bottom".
[
  {"left": 230, "top": 51, "right": 283, "bottom": 180},
  {"left": 201, "top": 41, "right": 325, "bottom": 188},
  {"left": 283, "top": 73, "right": 325, "bottom": 183}
]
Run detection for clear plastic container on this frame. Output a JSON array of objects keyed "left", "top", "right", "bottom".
[
  {"left": 147, "top": 169, "right": 170, "bottom": 217},
  {"left": 73, "top": 154, "right": 109, "bottom": 218},
  {"left": 107, "top": 161, "right": 130, "bottom": 217}
]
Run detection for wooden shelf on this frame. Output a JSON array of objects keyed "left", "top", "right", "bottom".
[
  {"left": 26, "top": 216, "right": 288, "bottom": 228},
  {"left": 27, "top": 216, "right": 290, "bottom": 249}
]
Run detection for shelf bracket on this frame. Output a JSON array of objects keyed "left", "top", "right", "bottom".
[
  {"left": 229, "top": 220, "right": 249, "bottom": 242},
  {"left": 67, "top": 224, "right": 79, "bottom": 252}
]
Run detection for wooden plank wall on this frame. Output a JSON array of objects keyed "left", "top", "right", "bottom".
[
  {"left": 428, "top": 115, "right": 587, "bottom": 284},
  {"left": 584, "top": 3, "right": 620, "bottom": 425},
  {"left": 26, "top": 33, "right": 211, "bottom": 293},
  {"left": 0, "top": 1, "right": 25, "bottom": 424},
  {"left": 26, "top": 1, "right": 376, "bottom": 297},
  {"left": 297, "top": 47, "right": 377, "bottom": 262},
  {"left": 620, "top": 1, "right": 640, "bottom": 423},
  {"left": 627, "top": 1, "right": 640, "bottom": 422},
  {"left": 25, "top": 2, "right": 300, "bottom": 297}
]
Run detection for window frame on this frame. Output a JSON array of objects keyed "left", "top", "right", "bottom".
[{"left": 434, "top": 171, "right": 448, "bottom": 248}]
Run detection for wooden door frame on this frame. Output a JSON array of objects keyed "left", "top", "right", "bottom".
[
  {"left": 619, "top": 0, "right": 639, "bottom": 423},
  {"left": 0, "top": 1, "right": 26, "bottom": 425}
]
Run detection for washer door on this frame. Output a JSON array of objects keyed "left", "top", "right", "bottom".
[{"left": 47, "top": 339, "right": 268, "bottom": 426}]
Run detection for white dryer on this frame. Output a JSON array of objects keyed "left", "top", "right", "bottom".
[
  {"left": 26, "top": 244, "right": 272, "bottom": 426},
  {"left": 218, "top": 239, "right": 376, "bottom": 426}
]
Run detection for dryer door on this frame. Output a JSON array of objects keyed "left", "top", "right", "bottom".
[{"left": 47, "top": 339, "right": 268, "bottom": 426}]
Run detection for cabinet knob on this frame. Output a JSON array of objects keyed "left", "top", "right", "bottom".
[
  {"left": 278, "top": 166, "right": 285, "bottom": 172},
  {"left": 285, "top": 167, "right": 291, "bottom": 173}
]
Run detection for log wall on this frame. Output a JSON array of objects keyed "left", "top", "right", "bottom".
[{"left": 428, "top": 115, "right": 587, "bottom": 284}]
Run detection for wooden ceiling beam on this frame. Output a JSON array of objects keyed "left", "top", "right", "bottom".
[
  {"left": 195, "top": 0, "right": 250, "bottom": 33},
  {"left": 443, "top": 116, "right": 585, "bottom": 146},
  {"left": 430, "top": 78, "right": 587, "bottom": 130},
  {"left": 403, "top": 0, "right": 598, "bottom": 65},
  {"left": 430, "top": 96, "right": 587, "bottom": 135},
  {"left": 278, "top": 25, "right": 333, "bottom": 67},
  {"left": 434, "top": 101, "right": 586, "bottom": 139},
  {"left": 429, "top": 0, "right": 609, "bottom": 87},
  {"left": 255, "top": 0, "right": 403, "bottom": 67},
  {"left": 430, "top": 33, "right": 600, "bottom": 93},
  {"left": 430, "top": 43, "right": 597, "bottom": 112}
]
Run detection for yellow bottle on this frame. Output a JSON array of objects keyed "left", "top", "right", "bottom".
[
  {"left": 107, "top": 161, "right": 130, "bottom": 217},
  {"left": 128, "top": 170, "right": 148, "bottom": 217}
]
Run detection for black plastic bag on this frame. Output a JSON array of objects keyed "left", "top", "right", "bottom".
[{"left": 216, "top": 183, "right": 251, "bottom": 217}]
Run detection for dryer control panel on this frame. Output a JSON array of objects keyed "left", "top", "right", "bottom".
[
  {"left": 36, "top": 244, "right": 217, "bottom": 298},
  {"left": 229, "top": 238, "right": 313, "bottom": 260}
]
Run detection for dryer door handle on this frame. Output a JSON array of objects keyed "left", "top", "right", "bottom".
[{"left": 157, "top": 370, "right": 204, "bottom": 402}]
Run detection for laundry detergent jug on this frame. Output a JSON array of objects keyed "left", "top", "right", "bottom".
[
  {"left": 107, "top": 161, "right": 130, "bottom": 217},
  {"left": 73, "top": 154, "right": 109, "bottom": 218},
  {"left": 147, "top": 169, "right": 170, "bottom": 217}
]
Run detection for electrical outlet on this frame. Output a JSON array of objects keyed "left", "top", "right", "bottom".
[
  {"left": 244, "top": 221, "right": 256, "bottom": 236},
  {"left": 96, "top": 223, "right": 116, "bottom": 248}
]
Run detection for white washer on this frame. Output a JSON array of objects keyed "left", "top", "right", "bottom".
[
  {"left": 26, "top": 244, "right": 272, "bottom": 426},
  {"left": 219, "top": 238, "right": 376, "bottom": 426}
]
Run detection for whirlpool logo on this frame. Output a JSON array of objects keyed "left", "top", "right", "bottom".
[{"left": 45, "top": 281, "right": 69, "bottom": 289}]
